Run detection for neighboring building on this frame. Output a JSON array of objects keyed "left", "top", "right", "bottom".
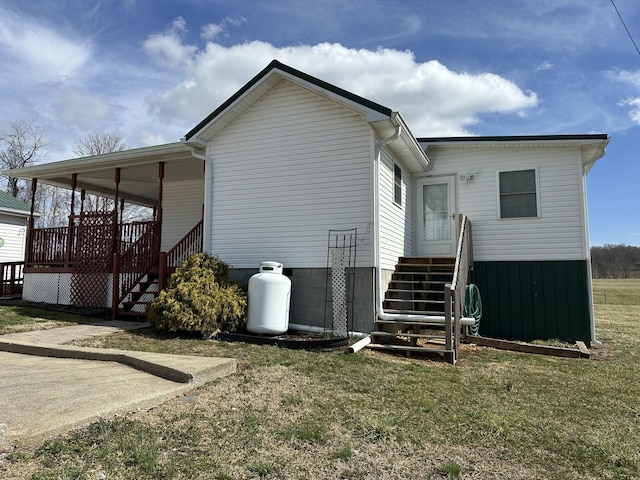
[
  {"left": 0, "top": 190, "right": 34, "bottom": 263},
  {"left": 5, "top": 61, "right": 609, "bottom": 360}
]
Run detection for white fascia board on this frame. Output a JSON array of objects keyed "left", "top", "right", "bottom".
[
  {"left": 0, "top": 207, "right": 40, "bottom": 218},
  {"left": 3, "top": 142, "right": 189, "bottom": 180}
]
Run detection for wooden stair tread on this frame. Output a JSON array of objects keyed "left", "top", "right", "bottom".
[
  {"left": 375, "top": 320, "right": 447, "bottom": 329},
  {"left": 367, "top": 343, "right": 453, "bottom": 354},
  {"left": 384, "top": 298, "right": 445, "bottom": 304},
  {"left": 386, "top": 288, "right": 444, "bottom": 294},
  {"left": 371, "top": 331, "right": 446, "bottom": 340}
]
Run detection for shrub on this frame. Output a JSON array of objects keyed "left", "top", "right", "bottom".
[{"left": 147, "top": 253, "right": 247, "bottom": 336}]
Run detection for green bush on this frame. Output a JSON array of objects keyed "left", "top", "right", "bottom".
[{"left": 147, "top": 253, "right": 247, "bottom": 336}]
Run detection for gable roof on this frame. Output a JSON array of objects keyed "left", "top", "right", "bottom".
[
  {"left": 184, "top": 60, "right": 392, "bottom": 142},
  {"left": 183, "top": 60, "right": 431, "bottom": 172}
]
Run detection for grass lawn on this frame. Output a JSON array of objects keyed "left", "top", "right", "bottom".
[
  {"left": 0, "top": 303, "right": 102, "bottom": 335},
  {"left": 1, "top": 287, "right": 639, "bottom": 479},
  {"left": 592, "top": 278, "right": 640, "bottom": 305}
]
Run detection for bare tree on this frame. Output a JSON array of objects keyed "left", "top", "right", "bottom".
[
  {"left": 0, "top": 118, "right": 48, "bottom": 200},
  {"left": 71, "top": 131, "right": 151, "bottom": 222},
  {"left": 72, "top": 131, "right": 128, "bottom": 213},
  {"left": 73, "top": 130, "right": 127, "bottom": 157}
]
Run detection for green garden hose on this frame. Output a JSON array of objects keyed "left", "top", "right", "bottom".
[{"left": 464, "top": 284, "right": 482, "bottom": 336}]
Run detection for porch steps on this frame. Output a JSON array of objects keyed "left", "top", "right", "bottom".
[
  {"left": 118, "top": 273, "right": 161, "bottom": 319},
  {"left": 369, "top": 256, "right": 456, "bottom": 360}
]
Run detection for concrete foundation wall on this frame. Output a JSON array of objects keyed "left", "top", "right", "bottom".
[{"left": 230, "top": 267, "right": 376, "bottom": 333}]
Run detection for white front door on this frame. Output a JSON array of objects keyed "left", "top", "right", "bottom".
[{"left": 416, "top": 176, "right": 457, "bottom": 257}]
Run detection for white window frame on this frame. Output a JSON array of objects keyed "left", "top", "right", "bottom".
[
  {"left": 497, "top": 167, "right": 540, "bottom": 219},
  {"left": 393, "top": 162, "right": 402, "bottom": 206}
]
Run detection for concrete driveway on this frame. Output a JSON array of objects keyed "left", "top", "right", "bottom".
[{"left": 0, "top": 321, "right": 236, "bottom": 449}]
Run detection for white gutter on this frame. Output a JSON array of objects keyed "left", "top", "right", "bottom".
[
  {"left": 181, "top": 137, "right": 213, "bottom": 255},
  {"left": 373, "top": 122, "right": 474, "bottom": 327}
]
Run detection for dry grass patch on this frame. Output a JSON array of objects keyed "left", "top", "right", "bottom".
[
  {"left": 0, "top": 304, "right": 99, "bottom": 335},
  {"left": 2, "top": 285, "right": 640, "bottom": 479}
]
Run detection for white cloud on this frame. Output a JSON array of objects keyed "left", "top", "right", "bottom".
[
  {"left": 201, "top": 16, "right": 247, "bottom": 40},
  {"left": 535, "top": 61, "right": 554, "bottom": 72},
  {"left": 142, "top": 17, "right": 197, "bottom": 68},
  {"left": 615, "top": 70, "right": 640, "bottom": 88},
  {"left": 0, "top": 7, "right": 91, "bottom": 85},
  {"left": 144, "top": 40, "right": 538, "bottom": 136},
  {"left": 619, "top": 97, "right": 640, "bottom": 125},
  {"left": 52, "top": 88, "right": 116, "bottom": 129}
]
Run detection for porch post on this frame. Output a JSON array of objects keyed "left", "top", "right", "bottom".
[
  {"left": 69, "top": 174, "right": 77, "bottom": 216},
  {"left": 25, "top": 178, "right": 37, "bottom": 265},
  {"left": 113, "top": 168, "right": 121, "bottom": 255},
  {"left": 65, "top": 174, "right": 77, "bottom": 267},
  {"left": 157, "top": 162, "right": 164, "bottom": 225},
  {"left": 80, "top": 189, "right": 86, "bottom": 215},
  {"left": 157, "top": 161, "right": 164, "bottom": 247}
]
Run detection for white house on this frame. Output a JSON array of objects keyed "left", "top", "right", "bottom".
[
  {"left": 0, "top": 190, "right": 33, "bottom": 263},
  {"left": 6, "top": 61, "right": 609, "bottom": 359}
]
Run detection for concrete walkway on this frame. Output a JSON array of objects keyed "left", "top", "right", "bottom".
[{"left": 0, "top": 321, "right": 236, "bottom": 449}]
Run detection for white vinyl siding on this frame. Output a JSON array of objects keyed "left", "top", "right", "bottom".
[
  {"left": 379, "top": 147, "right": 412, "bottom": 270},
  {"left": 0, "top": 214, "right": 28, "bottom": 262},
  {"left": 207, "top": 81, "right": 372, "bottom": 268},
  {"left": 424, "top": 146, "right": 586, "bottom": 261},
  {"left": 161, "top": 178, "right": 204, "bottom": 251}
]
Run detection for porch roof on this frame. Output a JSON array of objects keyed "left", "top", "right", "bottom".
[{"left": 3, "top": 143, "right": 201, "bottom": 207}]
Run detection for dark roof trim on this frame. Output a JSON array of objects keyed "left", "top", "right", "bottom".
[
  {"left": 418, "top": 134, "right": 609, "bottom": 143},
  {"left": 185, "top": 60, "right": 393, "bottom": 140}
]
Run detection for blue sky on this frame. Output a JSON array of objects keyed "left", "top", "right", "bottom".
[{"left": 1, "top": 0, "right": 639, "bottom": 245}]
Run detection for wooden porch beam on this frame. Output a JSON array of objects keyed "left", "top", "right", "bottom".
[
  {"left": 25, "top": 178, "right": 37, "bottom": 265},
  {"left": 157, "top": 162, "right": 164, "bottom": 224},
  {"left": 70, "top": 173, "right": 77, "bottom": 216},
  {"left": 113, "top": 168, "right": 121, "bottom": 255}
]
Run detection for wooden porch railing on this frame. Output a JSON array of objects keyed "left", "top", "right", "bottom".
[
  {"left": 28, "top": 226, "right": 74, "bottom": 267},
  {"left": 26, "top": 218, "right": 157, "bottom": 269},
  {"left": 159, "top": 220, "right": 203, "bottom": 290},
  {"left": 444, "top": 215, "right": 472, "bottom": 364},
  {"left": 112, "top": 221, "right": 160, "bottom": 313},
  {"left": 0, "top": 261, "right": 25, "bottom": 297}
]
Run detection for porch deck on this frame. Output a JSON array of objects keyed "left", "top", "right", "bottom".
[{"left": 24, "top": 212, "right": 203, "bottom": 318}]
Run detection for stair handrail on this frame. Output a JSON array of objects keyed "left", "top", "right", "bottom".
[
  {"left": 113, "top": 220, "right": 161, "bottom": 314},
  {"left": 446, "top": 215, "right": 472, "bottom": 361},
  {"left": 165, "top": 220, "right": 203, "bottom": 269}
]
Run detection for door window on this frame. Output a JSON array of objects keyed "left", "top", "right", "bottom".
[{"left": 423, "top": 183, "right": 450, "bottom": 241}]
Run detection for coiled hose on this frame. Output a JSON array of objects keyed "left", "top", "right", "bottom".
[{"left": 464, "top": 284, "right": 482, "bottom": 336}]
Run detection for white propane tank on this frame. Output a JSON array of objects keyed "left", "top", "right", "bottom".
[{"left": 247, "top": 261, "right": 291, "bottom": 334}]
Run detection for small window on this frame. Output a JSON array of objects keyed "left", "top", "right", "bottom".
[
  {"left": 499, "top": 169, "right": 537, "bottom": 218},
  {"left": 394, "top": 163, "right": 402, "bottom": 205}
]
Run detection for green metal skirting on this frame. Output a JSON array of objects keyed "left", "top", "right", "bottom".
[{"left": 471, "top": 260, "right": 591, "bottom": 346}]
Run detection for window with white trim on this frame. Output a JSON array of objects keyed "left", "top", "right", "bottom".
[
  {"left": 498, "top": 169, "right": 538, "bottom": 218},
  {"left": 394, "top": 163, "right": 402, "bottom": 206}
]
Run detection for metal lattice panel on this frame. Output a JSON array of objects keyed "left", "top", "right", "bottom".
[
  {"left": 331, "top": 248, "right": 348, "bottom": 336},
  {"left": 324, "top": 228, "right": 357, "bottom": 334},
  {"left": 70, "top": 212, "right": 115, "bottom": 308}
]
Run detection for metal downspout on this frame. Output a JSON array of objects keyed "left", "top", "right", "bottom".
[
  {"left": 182, "top": 140, "right": 212, "bottom": 255},
  {"left": 373, "top": 124, "right": 474, "bottom": 327}
]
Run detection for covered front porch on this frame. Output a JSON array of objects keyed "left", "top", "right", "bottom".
[{"left": 11, "top": 143, "right": 206, "bottom": 318}]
